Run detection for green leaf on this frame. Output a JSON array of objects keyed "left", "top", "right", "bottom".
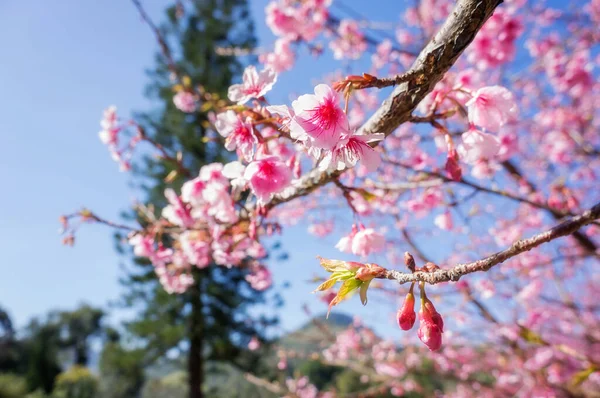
[
  {"left": 571, "top": 366, "right": 597, "bottom": 386},
  {"left": 313, "top": 278, "right": 338, "bottom": 293},
  {"left": 359, "top": 279, "right": 372, "bottom": 306},
  {"left": 518, "top": 326, "right": 546, "bottom": 345},
  {"left": 327, "top": 278, "right": 363, "bottom": 318}
]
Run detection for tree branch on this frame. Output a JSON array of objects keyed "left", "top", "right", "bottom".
[
  {"left": 265, "top": 0, "right": 503, "bottom": 210},
  {"left": 382, "top": 201, "right": 600, "bottom": 285}
]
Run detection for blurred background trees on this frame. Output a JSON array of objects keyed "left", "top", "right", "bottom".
[{"left": 113, "top": 1, "right": 279, "bottom": 398}]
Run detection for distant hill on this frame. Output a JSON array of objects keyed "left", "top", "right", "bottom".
[
  {"left": 278, "top": 312, "right": 352, "bottom": 353},
  {"left": 135, "top": 312, "right": 354, "bottom": 397}
]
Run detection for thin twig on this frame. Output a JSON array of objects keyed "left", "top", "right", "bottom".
[{"left": 381, "top": 201, "right": 600, "bottom": 285}]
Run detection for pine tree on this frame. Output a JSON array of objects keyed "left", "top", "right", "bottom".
[{"left": 116, "top": 2, "right": 277, "bottom": 398}]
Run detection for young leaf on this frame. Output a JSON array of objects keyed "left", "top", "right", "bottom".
[
  {"left": 359, "top": 279, "right": 372, "bottom": 306},
  {"left": 327, "top": 278, "right": 363, "bottom": 318}
]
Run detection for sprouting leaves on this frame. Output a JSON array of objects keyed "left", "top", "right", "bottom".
[{"left": 314, "top": 257, "right": 386, "bottom": 317}]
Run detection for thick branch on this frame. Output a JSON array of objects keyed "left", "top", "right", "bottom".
[
  {"left": 382, "top": 201, "right": 600, "bottom": 285},
  {"left": 358, "top": 0, "right": 503, "bottom": 137},
  {"left": 267, "top": 0, "right": 503, "bottom": 209}
]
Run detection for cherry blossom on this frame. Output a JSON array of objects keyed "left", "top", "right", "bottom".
[
  {"left": 457, "top": 127, "right": 501, "bottom": 164},
  {"left": 244, "top": 156, "right": 292, "bottom": 203},
  {"left": 214, "top": 110, "right": 257, "bottom": 161},
  {"left": 319, "top": 132, "right": 383, "bottom": 172},
  {"left": 329, "top": 20, "right": 367, "bottom": 60},
  {"left": 245, "top": 263, "right": 273, "bottom": 291},
  {"left": 466, "top": 86, "right": 517, "bottom": 131},
  {"left": 227, "top": 65, "right": 277, "bottom": 104},
  {"left": 162, "top": 188, "right": 194, "bottom": 228},
  {"left": 260, "top": 38, "right": 296, "bottom": 73},
  {"left": 291, "top": 84, "right": 349, "bottom": 150},
  {"left": 173, "top": 91, "right": 197, "bottom": 113}
]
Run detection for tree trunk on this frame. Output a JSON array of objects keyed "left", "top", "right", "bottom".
[{"left": 188, "top": 270, "right": 204, "bottom": 398}]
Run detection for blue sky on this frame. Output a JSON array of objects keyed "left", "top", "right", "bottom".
[
  {"left": 1, "top": 0, "right": 576, "bottom": 341},
  {"left": 0, "top": 0, "right": 406, "bottom": 336}
]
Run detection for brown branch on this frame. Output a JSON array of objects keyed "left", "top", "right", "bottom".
[
  {"left": 401, "top": 225, "right": 500, "bottom": 323},
  {"left": 500, "top": 160, "right": 598, "bottom": 255},
  {"left": 381, "top": 201, "right": 600, "bottom": 285},
  {"left": 86, "top": 212, "right": 138, "bottom": 232},
  {"left": 265, "top": 0, "right": 503, "bottom": 210},
  {"left": 357, "top": 0, "right": 503, "bottom": 137},
  {"left": 384, "top": 159, "right": 587, "bottom": 219},
  {"left": 131, "top": 0, "right": 180, "bottom": 79}
]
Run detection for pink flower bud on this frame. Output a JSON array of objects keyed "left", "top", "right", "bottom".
[
  {"left": 355, "top": 263, "right": 386, "bottom": 282},
  {"left": 445, "top": 149, "right": 462, "bottom": 181},
  {"left": 418, "top": 299, "right": 444, "bottom": 351},
  {"left": 417, "top": 319, "right": 443, "bottom": 351},
  {"left": 423, "top": 299, "right": 444, "bottom": 332},
  {"left": 397, "top": 292, "right": 416, "bottom": 330}
]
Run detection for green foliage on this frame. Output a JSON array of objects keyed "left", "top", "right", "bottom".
[
  {"left": 52, "top": 366, "right": 98, "bottom": 398},
  {"left": 333, "top": 369, "right": 367, "bottom": 395},
  {"left": 296, "top": 361, "right": 343, "bottom": 390},
  {"left": 0, "top": 373, "right": 28, "bottom": 398},
  {"left": 97, "top": 332, "right": 145, "bottom": 398},
  {"left": 140, "top": 371, "right": 187, "bottom": 398},
  {"left": 0, "top": 307, "right": 27, "bottom": 375},
  {"left": 56, "top": 306, "right": 104, "bottom": 366},
  {"left": 24, "top": 321, "right": 62, "bottom": 394},
  {"left": 111, "top": 1, "right": 275, "bottom": 396}
]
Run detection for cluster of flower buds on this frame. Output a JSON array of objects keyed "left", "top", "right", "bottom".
[{"left": 396, "top": 253, "right": 444, "bottom": 351}]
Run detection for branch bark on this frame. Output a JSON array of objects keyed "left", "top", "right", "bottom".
[{"left": 382, "top": 201, "right": 600, "bottom": 285}]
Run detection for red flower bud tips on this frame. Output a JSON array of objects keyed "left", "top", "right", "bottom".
[
  {"left": 397, "top": 292, "right": 416, "bottom": 331},
  {"left": 418, "top": 298, "right": 444, "bottom": 351}
]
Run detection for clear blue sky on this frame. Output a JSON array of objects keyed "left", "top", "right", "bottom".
[
  {"left": 0, "top": 0, "right": 406, "bottom": 336},
  {"left": 2, "top": 0, "right": 573, "bottom": 340}
]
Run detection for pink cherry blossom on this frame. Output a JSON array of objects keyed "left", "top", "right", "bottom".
[
  {"left": 179, "top": 231, "right": 210, "bottom": 268},
  {"left": 244, "top": 156, "right": 292, "bottom": 203},
  {"left": 245, "top": 263, "right": 272, "bottom": 291},
  {"left": 227, "top": 65, "right": 277, "bottom": 104},
  {"left": 434, "top": 211, "right": 453, "bottom": 230},
  {"left": 308, "top": 220, "right": 334, "bottom": 237},
  {"left": 173, "top": 91, "right": 197, "bottom": 113},
  {"left": 467, "top": 9, "right": 522, "bottom": 69},
  {"left": 260, "top": 38, "right": 295, "bottom": 73},
  {"left": 214, "top": 110, "right": 257, "bottom": 161},
  {"left": 291, "top": 84, "right": 349, "bottom": 149},
  {"left": 265, "top": 0, "right": 329, "bottom": 41},
  {"left": 351, "top": 227, "right": 385, "bottom": 257},
  {"left": 162, "top": 188, "right": 195, "bottom": 228},
  {"left": 320, "top": 132, "right": 384, "bottom": 172},
  {"left": 129, "top": 234, "right": 155, "bottom": 258},
  {"left": 247, "top": 336, "right": 260, "bottom": 351},
  {"left": 458, "top": 128, "right": 501, "bottom": 164},
  {"left": 335, "top": 225, "right": 357, "bottom": 253},
  {"left": 98, "top": 105, "right": 120, "bottom": 146},
  {"left": 466, "top": 86, "right": 517, "bottom": 131},
  {"left": 329, "top": 19, "right": 367, "bottom": 60}
]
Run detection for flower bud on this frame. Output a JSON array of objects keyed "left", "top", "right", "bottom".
[
  {"left": 417, "top": 318, "right": 443, "bottom": 351},
  {"left": 404, "top": 252, "right": 416, "bottom": 272},
  {"left": 423, "top": 299, "right": 444, "bottom": 332},
  {"left": 397, "top": 292, "right": 416, "bottom": 330},
  {"left": 418, "top": 298, "right": 444, "bottom": 350},
  {"left": 445, "top": 149, "right": 462, "bottom": 182},
  {"left": 355, "top": 262, "right": 386, "bottom": 282}
]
